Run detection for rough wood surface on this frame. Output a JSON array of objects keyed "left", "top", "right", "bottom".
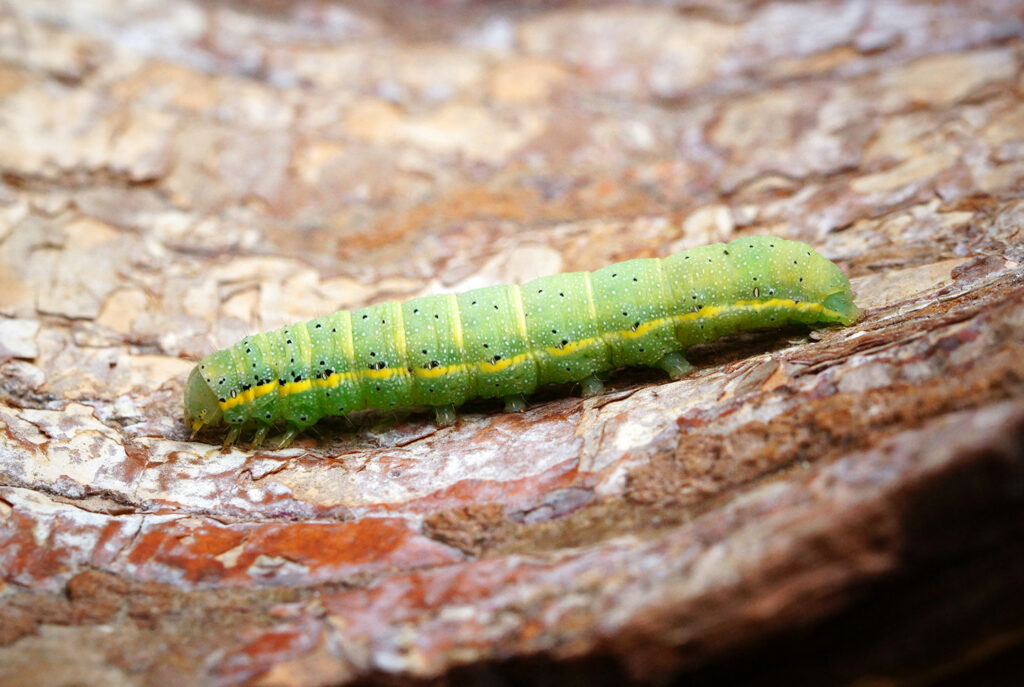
[{"left": 1, "top": 1, "right": 1023, "bottom": 685}]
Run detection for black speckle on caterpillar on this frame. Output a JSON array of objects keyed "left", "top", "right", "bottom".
[{"left": 184, "top": 236, "right": 860, "bottom": 448}]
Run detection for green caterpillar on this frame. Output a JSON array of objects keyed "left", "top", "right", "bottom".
[{"left": 185, "top": 236, "right": 860, "bottom": 448}]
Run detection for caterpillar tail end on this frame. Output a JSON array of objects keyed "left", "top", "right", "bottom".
[
  {"left": 190, "top": 420, "right": 204, "bottom": 440},
  {"left": 823, "top": 290, "right": 862, "bottom": 326}
]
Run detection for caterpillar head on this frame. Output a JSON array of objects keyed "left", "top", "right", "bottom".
[{"left": 184, "top": 366, "right": 223, "bottom": 435}]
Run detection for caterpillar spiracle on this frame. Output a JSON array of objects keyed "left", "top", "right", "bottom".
[{"left": 184, "top": 236, "right": 860, "bottom": 448}]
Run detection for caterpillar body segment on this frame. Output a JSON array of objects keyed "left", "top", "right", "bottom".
[{"left": 184, "top": 236, "right": 859, "bottom": 447}]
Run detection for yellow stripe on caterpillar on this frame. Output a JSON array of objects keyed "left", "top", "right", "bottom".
[{"left": 216, "top": 297, "right": 841, "bottom": 411}]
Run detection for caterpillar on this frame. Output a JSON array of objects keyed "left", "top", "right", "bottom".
[{"left": 185, "top": 236, "right": 860, "bottom": 448}]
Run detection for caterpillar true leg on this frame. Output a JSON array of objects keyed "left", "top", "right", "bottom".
[
  {"left": 252, "top": 425, "right": 270, "bottom": 448},
  {"left": 434, "top": 404, "right": 457, "bottom": 427},
  {"left": 580, "top": 374, "right": 605, "bottom": 398},
  {"left": 278, "top": 426, "right": 300, "bottom": 449},
  {"left": 503, "top": 394, "right": 527, "bottom": 413},
  {"left": 223, "top": 425, "right": 241, "bottom": 448},
  {"left": 657, "top": 351, "right": 693, "bottom": 379}
]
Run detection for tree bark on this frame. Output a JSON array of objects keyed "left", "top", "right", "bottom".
[{"left": 1, "top": 1, "right": 1023, "bottom": 685}]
